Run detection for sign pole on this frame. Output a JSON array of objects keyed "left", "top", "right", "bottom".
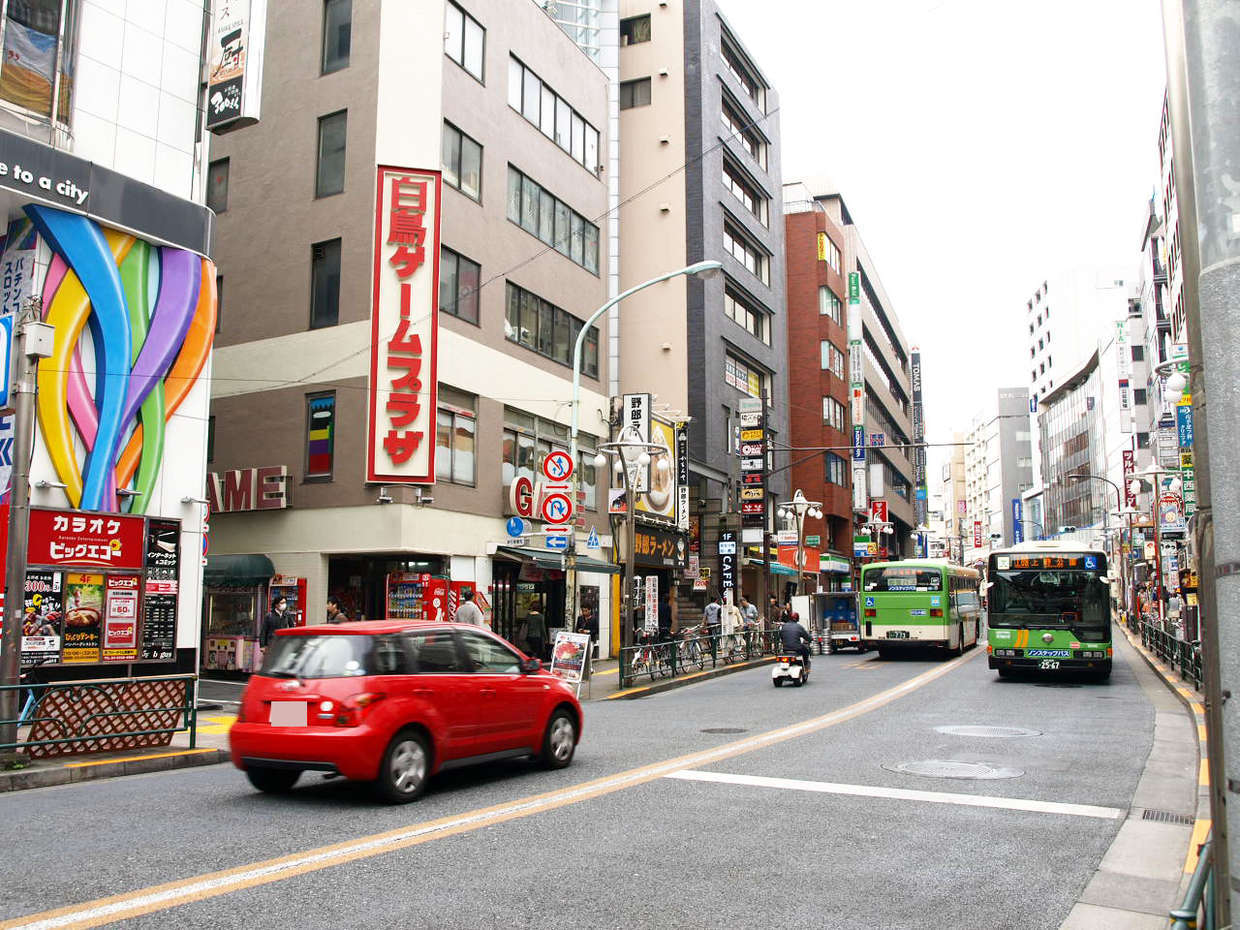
[{"left": 1, "top": 310, "right": 49, "bottom": 759}]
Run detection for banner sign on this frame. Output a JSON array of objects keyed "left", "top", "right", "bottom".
[
  {"left": 675, "top": 421, "right": 689, "bottom": 531},
  {"left": 852, "top": 425, "right": 865, "bottom": 462},
  {"left": 205, "top": 0, "right": 268, "bottom": 131},
  {"left": 718, "top": 530, "right": 737, "bottom": 599},
  {"left": 1122, "top": 449, "right": 1137, "bottom": 508},
  {"left": 1177, "top": 401, "right": 1194, "bottom": 449},
  {"left": 367, "top": 166, "right": 441, "bottom": 484},
  {"left": 643, "top": 576, "right": 658, "bottom": 634},
  {"left": 738, "top": 397, "right": 765, "bottom": 526},
  {"left": 623, "top": 393, "right": 652, "bottom": 492},
  {"left": 1012, "top": 498, "right": 1024, "bottom": 543},
  {"left": 973, "top": 520, "right": 983, "bottom": 548},
  {"left": 910, "top": 348, "right": 926, "bottom": 527}
]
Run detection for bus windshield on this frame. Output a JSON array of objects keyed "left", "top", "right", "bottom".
[
  {"left": 863, "top": 567, "right": 942, "bottom": 592},
  {"left": 989, "top": 569, "right": 1110, "bottom": 639}
]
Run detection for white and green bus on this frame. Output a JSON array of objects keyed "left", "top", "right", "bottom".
[
  {"left": 986, "top": 541, "right": 1113, "bottom": 680},
  {"left": 860, "top": 560, "right": 983, "bottom": 658}
]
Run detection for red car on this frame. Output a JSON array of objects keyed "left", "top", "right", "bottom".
[{"left": 229, "top": 621, "right": 582, "bottom": 803}]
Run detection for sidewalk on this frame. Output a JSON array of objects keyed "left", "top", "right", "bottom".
[{"left": 1060, "top": 627, "right": 1208, "bottom": 929}]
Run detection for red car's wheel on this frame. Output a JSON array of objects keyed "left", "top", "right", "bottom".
[
  {"left": 373, "top": 730, "right": 431, "bottom": 803},
  {"left": 540, "top": 709, "right": 577, "bottom": 770}
]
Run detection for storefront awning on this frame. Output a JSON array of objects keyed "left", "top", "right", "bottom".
[
  {"left": 205, "top": 554, "right": 275, "bottom": 586},
  {"left": 493, "top": 546, "right": 621, "bottom": 575}
]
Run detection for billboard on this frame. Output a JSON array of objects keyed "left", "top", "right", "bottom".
[
  {"left": 634, "top": 415, "right": 675, "bottom": 521},
  {"left": 205, "top": 0, "right": 269, "bottom": 131},
  {"left": 367, "top": 167, "right": 441, "bottom": 484}
]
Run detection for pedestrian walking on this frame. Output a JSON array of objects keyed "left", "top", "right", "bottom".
[
  {"left": 658, "top": 591, "right": 673, "bottom": 642},
  {"left": 325, "top": 595, "right": 349, "bottom": 624},
  {"left": 260, "top": 596, "right": 289, "bottom": 647},
  {"left": 703, "top": 592, "right": 723, "bottom": 638},
  {"left": 524, "top": 608, "right": 547, "bottom": 660},
  {"left": 455, "top": 589, "right": 486, "bottom": 626}
]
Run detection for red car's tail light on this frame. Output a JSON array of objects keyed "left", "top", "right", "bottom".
[{"left": 334, "top": 692, "right": 386, "bottom": 727}]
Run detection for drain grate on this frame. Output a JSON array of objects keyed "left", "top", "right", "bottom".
[
  {"left": 935, "top": 725, "right": 1042, "bottom": 739},
  {"left": 1142, "top": 809, "right": 1196, "bottom": 825},
  {"left": 700, "top": 727, "right": 747, "bottom": 734}
]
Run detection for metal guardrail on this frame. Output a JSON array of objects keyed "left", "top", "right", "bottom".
[
  {"left": 619, "top": 629, "right": 786, "bottom": 689},
  {"left": 0, "top": 674, "right": 198, "bottom": 754},
  {"left": 1170, "top": 835, "right": 1215, "bottom": 930},
  {"left": 1139, "top": 619, "right": 1203, "bottom": 690}
]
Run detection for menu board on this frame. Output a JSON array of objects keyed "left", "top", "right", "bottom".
[
  {"left": 140, "top": 519, "right": 180, "bottom": 661},
  {"left": 103, "top": 575, "right": 140, "bottom": 661},
  {"left": 20, "top": 570, "right": 62, "bottom": 667},
  {"left": 62, "top": 573, "right": 104, "bottom": 663}
]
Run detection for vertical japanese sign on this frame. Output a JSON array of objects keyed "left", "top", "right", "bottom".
[
  {"left": 738, "top": 397, "right": 765, "bottom": 526},
  {"left": 718, "top": 530, "right": 737, "bottom": 601},
  {"left": 1012, "top": 498, "right": 1024, "bottom": 543},
  {"left": 62, "top": 574, "right": 104, "bottom": 663},
  {"left": 1115, "top": 320, "right": 1133, "bottom": 432},
  {"left": 368, "top": 167, "right": 441, "bottom": 484},
  {"left": 910, "top": 348, "right": 927, "bottom": 526},
  {"left": 0, "top": 217, "right": 35, "bottom": 407},
  {"left": 643, "top": 576, "right": 658, "bottom": 634},
  {"left": 1177, "top": 400, "right": 1196, "bottom": 516},
  {"left": 20, "top": 570, "right": 61, "bottom": 667},
  {"left": 622, "top": 393, "right": 651, "bottom": 492},
  {"left": 675, "top": 421, "right": 689, "bottom": 532},
  {"left": 1122, "top": 449, "right": 1137, "bottom": 508},
  {"left": 972, "top": 521, "right": 983, "bottom": 549},
  {"left": 103, "top": 575, "right": 140, "bottom": 661},
  {"left": 142, "top": 518, "right": 180, "bottom": 661},
  {"left": 847, "top": 271, "right": 867, "bottom": 513},
  {"left": 205, "top": 0, "right": 268, "bottom": 131}
]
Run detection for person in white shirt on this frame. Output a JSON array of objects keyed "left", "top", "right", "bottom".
[{"left": 455, "top": 589, "right": 486, "bottom": 626}]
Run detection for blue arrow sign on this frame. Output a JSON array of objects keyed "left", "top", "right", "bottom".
[
  {"left": 506, "top": 516, "right": 527, "bottom": 538},
  {"left": 545, "top": 534, "right": 568, "bottom": 551}
]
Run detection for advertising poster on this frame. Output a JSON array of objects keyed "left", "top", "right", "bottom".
[
  {"left": 141, "top": 519, "right": 180, "bottom": 661},
  {"left": 643, "top": 576, "right": 658, "bottom": 634},
  {"left": 61, "top": 573, "right": 104, "bottom": 663},
  {"left": 103, "top": 575, "right": 140, "bottom": 661},
  {"left": 549, "top": 631, "right": 591, "bottom": 685},
  {"left": 21, "top": 570, "right": 62, "bottom": 667},
  {"left": 635, "top": 417, "right": 676, "bottom": 521},
  {"left": 205, "top": 0, "right": 268, "bottom": 131}
]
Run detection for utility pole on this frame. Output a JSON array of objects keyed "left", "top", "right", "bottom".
[
  {"left": 1164, "top": 0, "right": 1234, "bottom": 918},
  {"left": 0, "top": 306, "right": 53, "bottom": 760}
]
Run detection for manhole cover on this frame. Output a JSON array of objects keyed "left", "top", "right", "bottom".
[
  {"left": 935, "top": 725, "right": 1042, "bottom": 738},
  {"left": 700, "top": 727, "right": 747, "bottom": 734},
  {"left": 883, "top": 760, "right": 1024, "bottom": 780}
]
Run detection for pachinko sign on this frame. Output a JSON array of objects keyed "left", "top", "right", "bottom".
[
  {"left": 27, "top": 205, "right": 216, "bottom": 514},
  {"left": 367, "top": 166, "right": 440, "bottom": 484}
]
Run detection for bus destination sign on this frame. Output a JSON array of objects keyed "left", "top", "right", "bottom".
[{"left": 998, "top": 554, "right": 1103, "bottom": 571}]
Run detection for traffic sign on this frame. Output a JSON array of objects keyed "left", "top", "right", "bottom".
[
  {"left": 587, "top": 527, "right": 600, "bottom": 549},
  {"left": 545, "top": 534, "right": 568, "bottom": 551},
  {"left": 506, "top": 516, "right": 527, "bottom": 538},
  {"left": 542, "top": 449, "right": 574, "bottom": 481},
  {"left": 541, "top": 492, "right": 573, "bottom": 525}
]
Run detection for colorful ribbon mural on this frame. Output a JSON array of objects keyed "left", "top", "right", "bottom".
[{"left": 26, "top": 206, "right": 217, "bottom": 514}]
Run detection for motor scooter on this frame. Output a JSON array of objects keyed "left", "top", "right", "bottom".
[{"left": 771, "top": 651, "right": 810, "bottom": 687}]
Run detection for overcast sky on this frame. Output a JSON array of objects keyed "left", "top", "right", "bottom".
[{"left": 719, "top": 0, "right": 1168, "bottom": 484}]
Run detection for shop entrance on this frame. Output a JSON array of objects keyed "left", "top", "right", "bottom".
[
  {"left": 327, "top": 554, "right": 446, "bottom": 622},
  {"left": 491, "top": 559, "right": 565, "bottom": 660}
]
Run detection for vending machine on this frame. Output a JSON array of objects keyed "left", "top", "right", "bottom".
[{"left": 269, "top": 575, "right": 308, "bottom": 627}]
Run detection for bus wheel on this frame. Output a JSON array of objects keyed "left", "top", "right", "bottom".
[
  {"left": 1091, "top": 663, "right": 1112, "bottom": 682},
  {"left": 955, "top": 625, "right": 965, "bottom": 656},
  {"left": 997, "top": 667, "right": 1012, "bottom": 679}
]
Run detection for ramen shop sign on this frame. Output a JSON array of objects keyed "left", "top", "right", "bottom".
[
  {"left": 367, "top": 166, "right": 440, "bottom": 485},
  {"left": 27, "top": 509, "right": 146, "bottom": 570}
]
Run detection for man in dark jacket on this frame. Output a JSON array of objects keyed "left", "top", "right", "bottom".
[
  {"left": 780, "top": 612, "right": 812, "bottom": 670},
  {"left": 657, "top": 591, "right": 673, "bottom": 641},
  {"left": 260, "top": 596, "right": 288, "bottom": 647}
]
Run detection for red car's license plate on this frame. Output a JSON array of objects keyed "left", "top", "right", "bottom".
[{"left": 269, "top": 701, "right": 308, "bottom": 726}]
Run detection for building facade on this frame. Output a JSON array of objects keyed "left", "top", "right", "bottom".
[
  {"left": 617, "top": 0, "right": 788, "bottom": 603},
  {"left": 206, "top": 0, "right": 620, "bottom": 661},
  {"left": 962, "top": 388, "right": 1033, "bottom": 550},
  {"left": 0, "top": 0, "right": 218, "bottom": 678},
  {"left": 939, "top": 434, "right": 967, "bottom": 561}
]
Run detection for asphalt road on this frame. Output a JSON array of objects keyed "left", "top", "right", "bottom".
[{"left": 0, "top": 639, "right": 1167, "bottom": 929}]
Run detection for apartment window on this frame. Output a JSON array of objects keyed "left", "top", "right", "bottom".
[
  {"left": 207, "top": 416, "right": 215, "bottom": 463},
  {"left": 506, "top": 166, "right": 599, "bottom": 273},
  {"left": 722, "top": 159, "right": 768, "bottom": 225},
  {"left": 720, "top": 97, "right": 766, "bottom": 168},
  {"left": 315, "top": 111, "right": 347, "bottom": 197},
  {"left": 620, "top": 14, "right": 650, "bottom": 44},
  {"left": 442, "top": 121, "right": 482, "bottom": 201},
  {"left": 724, "top": 353, "right": 767, "bottom": 400},
  {"left": 723, "top": 288, "right": 768, "bottom": 344},
  {"left": 445, "top": 1, "right": 485, "bottom": 82},
  {"left": 1131, "top": 344, "right": 1145, "bottom": 361},
  {"left": 818, "top": 286, "right": 842, "bottom": 323},
  {"left": 215, "top": 275, "right": 223, "bottom": 333},
  {"left": 206, "top": 158, "right": 229, "bottom": 213},
  {"left": 509, "top": 57, "right": 600, "bottom": 171},
  {"left": 0, "top": 0, "right": 76, "bottom": 121},
  {"left": 305, "top": 392, "right": 336, "bottom": 479},
  {"left": 321, "top": 0, "right": 351, "bottom": 73},
  {"left": 1133, "top": 388, "right": 1148, "bottom": 405},
  {"left": 439, "top": 246, "right": 480, "bottom": 325},
  {"left": 310, "top": 239, "right": 342, "bottom": 329},
  {"left": 820, "top": 234, "right": 841, "bottom": 274},
  {"left": 720, "top": 34, "right": 765, "bottom": 111},
  {"left": 502, "top": 414, "right": 597, "bottom": 509},
  {"left": 1136, "top": 431, "right": 1151, "bottom": 450},
  {"left": 820, "top": 341, "right": 844, "bottom": 378},
  {"left": 505, "top": 282, "right": 599, "bottom": 376},
  {"left": 822, "top": 396, "right": 845, "bottom": 431},
  {"left": 619, "top": 77, "right": 651, "bottom": 110},
  {"left": 436, "top": 402, "right": 477, "bottom": 485},
  {"left": 724, "top": 223, "right": 768, "bottom": 284},
  {"left": 825, "top": 453, "right": 847, "bottom": 486}
]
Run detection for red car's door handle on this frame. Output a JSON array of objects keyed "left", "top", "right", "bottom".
[
  {"left": 479, "top": 688, "right": 496, "bottom": 698},
  {"left": 413, "top": 688, "right": 433, "bottom": 697}
]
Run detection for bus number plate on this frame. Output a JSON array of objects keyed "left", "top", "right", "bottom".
[
  {"left": 886, "top": 631, "right": 909, "bottom": 639},
  {"left": 1039, "top": 659, "right": 1060, "bottom": 670}
]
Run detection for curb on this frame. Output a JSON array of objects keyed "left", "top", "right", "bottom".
[
  {"left": 606, "top": 656, "right": 775, "bottom": 700},
  {"left": 0, "top": 747, "right": 228, "bottom": 793}
]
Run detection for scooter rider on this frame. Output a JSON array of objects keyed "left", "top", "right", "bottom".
[{"left": 780, "top": 611, "right": 812, "bottom": 671}]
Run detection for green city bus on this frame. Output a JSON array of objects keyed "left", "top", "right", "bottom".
[
  {"left": 859, "top": 560, "right": 982, "bottom": 657},
  {"left": 986, "top": 542, "right": 1113, "bottom": 681}
]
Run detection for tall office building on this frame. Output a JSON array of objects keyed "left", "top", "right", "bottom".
[
  {"left": 962, "top": 389, "right": 1034, "bottom": 550},
  {"left": 617, "top": 0, "right": 788, "bottom": 599},
  {"left": 206, "top": 0, "right": 622, "bottom": 660}
]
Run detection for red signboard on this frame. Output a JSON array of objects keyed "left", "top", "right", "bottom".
[
  {"left": 367, "top": 166, "right": 441, "bottom": 485},
  {"left": 777, "top": 544, "right": 820, "bottom": 573},
  {"left": 870, "top": 499, "right": 888, "bottom": 525},
  {"left": 1122, "top": 449, "right": 1137, "bottom": 508},
  {"left": 27, "top": 509, "right": 146, "bottom": 570},
  {"left": 973, "top": 520, "right": 983, "bottom": 548}
]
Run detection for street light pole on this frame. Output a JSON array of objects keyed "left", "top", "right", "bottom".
[{"left": 565, "top": 260, "right": 722, "bottom": 645}]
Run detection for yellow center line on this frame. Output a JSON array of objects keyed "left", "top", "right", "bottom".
[{"left": 4, "top": 649, "right": 982, "bottom": 929}]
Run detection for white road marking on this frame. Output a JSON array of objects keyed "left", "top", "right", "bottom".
[{"left": 667, "top": 769, "right": 1125, "bottom": 820}]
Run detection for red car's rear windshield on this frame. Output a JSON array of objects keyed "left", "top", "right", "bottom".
[{"left": 260, "top": 634, "right": 376, "bottom": 679}]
